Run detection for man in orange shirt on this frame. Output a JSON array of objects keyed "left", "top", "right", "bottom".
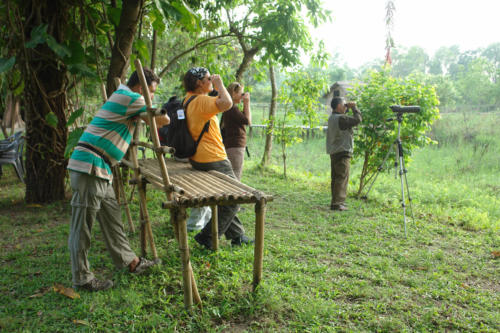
[{"left": 183, "top": 67, "right": 252, "bottom": 249}]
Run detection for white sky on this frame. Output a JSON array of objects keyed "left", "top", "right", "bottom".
[{"left": 312, "top": 0, "right": 500, "bottom": 68}]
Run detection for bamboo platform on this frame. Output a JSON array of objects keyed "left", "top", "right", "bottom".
[{"left": 123, "top": 60, "right": 272, "bottom": 308}]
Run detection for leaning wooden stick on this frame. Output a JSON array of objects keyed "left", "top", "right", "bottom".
[
  {"left": 211, "top": 205, "right": 219, "bottom": 251},
  {"left": 134, "top": 59, "right": 201, "bottom": 307}
]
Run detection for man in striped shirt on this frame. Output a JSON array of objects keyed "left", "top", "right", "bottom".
[{"left": 67, "top": 69, "right": 164, "bottom": 291}]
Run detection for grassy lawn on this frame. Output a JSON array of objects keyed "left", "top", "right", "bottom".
[{"left": 0, "top": 112, "right": 499, "bottom": 331}]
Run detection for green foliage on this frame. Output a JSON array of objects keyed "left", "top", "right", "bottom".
[
  {"left": 65, "top": 127, "right": 85, "bottom": 159},
  {"left": 275, "top": 67, "right": 328, "bottom": 177},
  {"left": 349, "top": 68, "right": 440, "bottom": 195},
  {"left": 0, "top": 57, "right": 15, "bottom": 74},
  {"left": 44, "top": 112, "right": 59, "bottom": 129}
]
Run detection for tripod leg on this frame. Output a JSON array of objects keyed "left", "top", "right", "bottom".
[
  {"left": 397, "top": 141, "right": 408, "bottom": 237},
  {"left": 400, "top": 157, "right": 415, "bottom": 224}
]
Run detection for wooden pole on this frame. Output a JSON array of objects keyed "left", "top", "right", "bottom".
[
  {"left": 177, "top": 207, "right": 193, "bottom": 307},
  {"left": 139, "top": 200, "right": 147, "bottom": 257},
  {"left": 134, "top": 59, "right": 174, "bottom": 201},
  {"left": 210, "top": 205, "right": 218, "bottom": 251},
  {"left": 171, "top": 208, "right": 202, "bottom": 307},
  {"left": 253, "top": 198, "right": 266, "bottom": 290}
]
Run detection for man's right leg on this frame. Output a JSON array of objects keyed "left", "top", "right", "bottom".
[{"left": 68, "top": 171, "right": 99, "bottom": 287}]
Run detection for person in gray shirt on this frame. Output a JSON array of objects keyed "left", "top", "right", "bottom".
[{"left": 326, "top": 97, "right": 362, "bottom": 211}]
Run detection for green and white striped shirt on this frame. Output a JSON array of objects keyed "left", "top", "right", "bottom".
[{"left": 68, "top": 84, "right": 146, "bottom": 181}]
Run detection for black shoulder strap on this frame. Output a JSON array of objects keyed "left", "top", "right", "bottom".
[
  {"left": 183, "top": 94, "right": 210, "bottom": 146},
  {"left": 183, "top": 95, "right": 197, "bottom": 109}
]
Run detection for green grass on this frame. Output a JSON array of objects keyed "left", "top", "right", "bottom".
[{"left": 0, "top": 112, "right": 499, "bottom": 331}]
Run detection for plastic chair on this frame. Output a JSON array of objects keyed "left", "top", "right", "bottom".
[{"left": 0, "top": 131, "right": 25, "bottom": 182}]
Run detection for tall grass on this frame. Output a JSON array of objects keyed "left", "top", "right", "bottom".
[
  {"left": 0, "top": 111, "right": 498, "bottom": 331},
  {"left": 246, "top": 111, "right": 500, "bottom": 231}
]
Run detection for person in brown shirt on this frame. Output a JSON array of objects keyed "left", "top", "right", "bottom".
[{"left": 220, "top": 82, "right": 251, "bottom": 180}]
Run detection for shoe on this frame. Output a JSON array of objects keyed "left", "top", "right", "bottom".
[
  {"left": 231, "top": 235, "right": 254, "bottom": 246},
  {"left": 194, "top": 233, "right": 212, "bottom": 250},
  {"left": 131, "top": 257, "right": 158, "bottom": 275},
  {"left": 75, "top": 278, "right": 113, "bottom": 292},
  {"left": 331, "top": 204, "right": 348, "bottom": 211}
]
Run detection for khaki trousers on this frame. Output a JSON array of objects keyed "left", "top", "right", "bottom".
[
  {"left": 68, "top": 171, "right": 136, "bottom": 286},
  {"left": 226, "top": 147, "right": 245, "bottom": 181},
  {"left": 330, "top": 154, "right": 351, "bottom": 206}
]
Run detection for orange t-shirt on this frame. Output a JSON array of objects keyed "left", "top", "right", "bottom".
[{"left": 185, "top": 92, "right": 227, "bottom": 163}]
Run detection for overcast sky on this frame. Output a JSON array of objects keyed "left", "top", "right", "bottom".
[{"left": 311, "top": 0, "right": 500, "bottom": 68}]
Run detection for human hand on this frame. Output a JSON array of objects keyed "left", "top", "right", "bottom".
[
  {"left": 210, "top": 74, "right": 223, "bottom": 89},
  {"left": 346, "top": 101, "right": 356, "bottom": 109},
  {"left": 242, "top": 92, "right": 250, "bottom": 104}
]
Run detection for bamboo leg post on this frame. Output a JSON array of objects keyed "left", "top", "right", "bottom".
[
  {"left": 210, "top": 205, "right": 219, "bottom": 251},
  {"left": 139, "top": 179, "right": 158, "bottom": 259},
  {"left": 172, "top": 208, "right": 202, "bottom": 307},
  {"left": 253, "top": 199, "right": 266, "bottom": 291},
  {"left": 177, "top": 207, "right": 193, "bottom": 308},
  {"left": 139, "top": 202, "right": 147, "bottom": 257}
]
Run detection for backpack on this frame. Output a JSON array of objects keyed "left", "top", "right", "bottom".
[{"left": 158, "top": 95, "right": 210, "bottom": 159}]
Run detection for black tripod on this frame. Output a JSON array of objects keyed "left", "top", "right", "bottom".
[{"left": 361, "top": 111, "right": 415, "bottom": 237}]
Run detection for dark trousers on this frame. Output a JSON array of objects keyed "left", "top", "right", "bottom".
[
  {"left": 330, "top": 154, "right": 351, "bottom": 206},
  {"left": 189, "top": 159, "right": 245, "bottom": 240}
]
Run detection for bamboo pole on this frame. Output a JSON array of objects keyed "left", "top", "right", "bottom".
[
  {"left": 177, "top": 207, "right": 193, "bottom": 307},
  {"left": 210, "top": 205, "right": 218, "bottom": 251},
  {"left": 253, "top": 198, "right": 266, "bottom": 290},
  {"left": 139, "top": 199, "right": 147, "bottom": 257},
  {"left": 139, "top": 179, "right": 158, "bottom": 258},
  {"left": 134, "top": 59, "right": 174, "bottom": 201},
  {"left": 135, "top": 59, "right": 201, "bottom": 307},
  {"left": 172, "top": 208, "right": 202, "bottom": 307}
]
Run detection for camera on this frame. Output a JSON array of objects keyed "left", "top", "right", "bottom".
[{"left": 390, "top": 105, "right": 420, "bottom": 113}]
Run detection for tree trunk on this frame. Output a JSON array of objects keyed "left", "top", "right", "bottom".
[
  {"left": 106, "top": 0, "right": 142, "bottom": 94},
  {"left": 235, "top": 47, "right": 260, "bottom": 82},
  {"left": 20, "top": 1, "right": 71, "bottom": 203},
  {"left": 261, "top": 62, "right": 277, "bottom": 167}
]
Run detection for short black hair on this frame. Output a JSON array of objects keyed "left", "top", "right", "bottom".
[
  {"left": 127, "top": 67, "right": 160, "bottom": 88},
  {"left": 183, "top": 67, "right": 209, "bottom": 92},
  {"left": 331, "top": 97, "right": 344, "bottom": 110}
]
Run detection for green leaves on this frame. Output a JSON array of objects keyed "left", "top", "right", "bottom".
[
  {"left": 45, "top": 112, "right": 59, "bottom": 128},
  {"left": 350, "top": 69, "right": 440, "bottom": 195},
  {"left": 65, "top": 127, "right": 85, "bottom": 158},
  {"left": 25, "top": 24, "right": 70, "bottom": 58},
  {"left": 153, "top": 0, "right": 201, "bottom": 32},
  {"left": 0, "top": 57, "right": 15, "bottom": 74},
  {"left": 66, "top": 107, "right": 84, "bottom": 128}
]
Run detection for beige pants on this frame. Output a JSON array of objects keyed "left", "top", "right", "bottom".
[
  {"left": 226, "top": 147, "right": 246, "bottom": 181},
  {"left": 68, "top": 171, "right": 136, "bottom": 286}
]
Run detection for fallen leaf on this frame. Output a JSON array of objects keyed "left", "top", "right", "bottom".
[
  {"left": 73, "top": 319, "right": 89, "bottom": 326},
  {"left": 37, "top": 311, "right": 43, "bottom": 316},
  {"left": 28, "top": 293, "right": 45, "bottom": 298},
  {"left": 26, "top": 204, "right": 43, "bottom": 208},
  {"left": 53, "top": 284, "right": 80, "bottom": 299},
  {"left": 460, "top": 283, "right": 470, "bottom": 289},
  {"left": 491, "top": 251, "right": 500, "bottom": 259}
]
